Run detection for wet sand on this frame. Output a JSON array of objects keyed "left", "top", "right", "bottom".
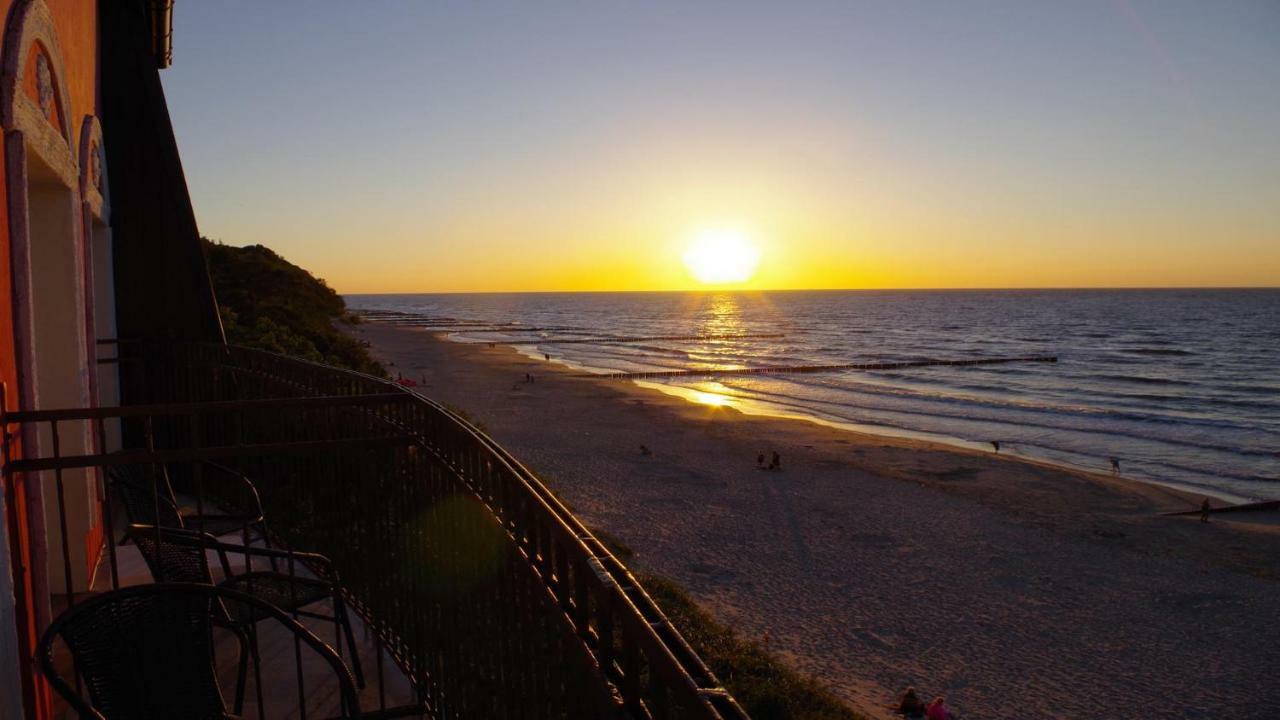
[{"left": 354, "top": 322, "right": 1280, "bottom": 720}]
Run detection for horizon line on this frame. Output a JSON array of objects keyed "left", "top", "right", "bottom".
[{"left": 342, "top": 285, "right": 1280, "bottom": 296}]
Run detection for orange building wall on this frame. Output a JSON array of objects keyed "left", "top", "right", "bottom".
[
  {"left": 0, "top": 0, "right": 102, "bottom": 398},
  {"left": 0, "top": 2, "right": 100, "bottom": 717},
  {"left": 0, "top": 2, "right": 30, "bottom": 712}
]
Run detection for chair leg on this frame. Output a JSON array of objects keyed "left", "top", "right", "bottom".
[
  {"left": 233, "top": 628, "right": 250, "bottom": 715},
  {"left": 334, "top": 594, "right": 365, "bottom": 688},
  {"left": 248, "top": 624, "right": 266, "bottom": 716}
]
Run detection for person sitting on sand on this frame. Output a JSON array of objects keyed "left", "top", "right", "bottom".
[
  {"left": 895, "top": 686, "right": 926, "bottom": 719},
  {"left": 1200, "top": 497, "right": 1212, "bottom": 523},
  {"left": 926, "top": 696, "right": 952, "bottom": 720}
]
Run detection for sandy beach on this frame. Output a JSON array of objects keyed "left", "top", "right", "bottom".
[{"left": 353, "top": 322, "right": 1280, "bottom": 720}]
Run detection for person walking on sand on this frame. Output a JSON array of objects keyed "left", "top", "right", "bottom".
[
  {"left": 757, "top": 453, "right": 765, "bottom": 468},
  {"left": 894, "top": 687, "right": 926, "bottom": 719},
  {"left": 1200, "top": 497, "right": 1212, "bottom": 523},
  {"left": 770, "top": 451, "right": 781, "bottom": 470},
  {"left": 544, "top": 352, "right": 551, "bottom": 361},
  {"left": 990, "top": 441, "right": 1000, "bottom": 453},
  {"left": 1110, "top": 457, "right": 1121, "bottom": 474},
  {"left": 926, "top": 696, "right": 952, "bottom": 720}
]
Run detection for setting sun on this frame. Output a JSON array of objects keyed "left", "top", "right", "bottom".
[{"left": 682, "top": 230, "right": 762, "bottom": 285}]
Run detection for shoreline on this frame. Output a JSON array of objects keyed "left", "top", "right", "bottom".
[
  {"left": 633, "top": 377, "right": 1257, "bottom": 506},
  {"left": 474, "top": 333, "right": 1265, "bottom": 505},
  {"left": 496, "top": 335, "right": 1252, "bottom": 506},
  {"left": 353, "top": 321, "right": 1280, "bottom": 720}
]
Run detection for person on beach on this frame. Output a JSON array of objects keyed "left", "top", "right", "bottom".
[
  {"left": 926, "top": 696, "right": 952, "bottom": 720},
  {"left": 544, "top": 352, "right": 551, "bottom": 361},
  {"left": 895, "top": 687, "right": 926, "bottom": 719},
  {"left": 769, "top": 451, "right": 781, "bottom": 470},
  {"left": 757, "top": 453, "right": 765, "bottom": 468},
  {"left": 990, "top": 441, "right": 1000, "bottom": 453},
  {"left": 1200, "top": 497, "right": 1212, "bottom": 523},
  {"left": 640, "top": 444, "right": 651, "bottom": 456},
  {"left": 1110, "top": 457, "right": 1121, "bottom": 474}
]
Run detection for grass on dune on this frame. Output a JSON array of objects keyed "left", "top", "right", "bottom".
[{"left": 592, "top": 528, "right": 865, "bottom": 720}]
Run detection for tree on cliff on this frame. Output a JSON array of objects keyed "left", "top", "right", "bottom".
[{"left": 203, "top": 239, "right": 386, "bottom": 377}]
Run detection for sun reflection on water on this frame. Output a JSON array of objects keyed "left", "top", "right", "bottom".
[{"left": 689, "top": 389, "right": 734, "bottom": 407}]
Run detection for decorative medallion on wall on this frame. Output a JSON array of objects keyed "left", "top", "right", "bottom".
[
  {"left": 90, "top": 140, "right": 103, "bottom": 191},
  {"left": 35, "top": 52, "right": 53, "bottom": 119}
]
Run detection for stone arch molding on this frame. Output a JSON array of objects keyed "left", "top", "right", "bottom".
[
  {"left": 79, "top": 115, "right": 108, "bottom": 222},
  {"left": 2, "top": 0, "right": 78, "bottom": 187}
]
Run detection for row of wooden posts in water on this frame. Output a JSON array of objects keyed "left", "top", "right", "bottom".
[{"left": 595, "top": 355, "right": 1058, "bottom": 380}]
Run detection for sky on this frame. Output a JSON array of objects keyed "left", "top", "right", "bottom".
[{"left": 162, "top": 1, "right": 1280, "bottom": 293}]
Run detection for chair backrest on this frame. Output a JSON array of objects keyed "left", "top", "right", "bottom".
[
  {"left": 107, "top": 463, "right": 184, "bottom": 528},
  {"left": 38, "top": 583, "right": 362, "bottom": 720},
  {"left": 38, "top": 583, "right": 229, "bottom": 718},
  {"left": 127, "top": 525, "right": 216, "bottom": 585}
]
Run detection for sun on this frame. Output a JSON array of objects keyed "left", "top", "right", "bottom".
[{"left": 682, "top": 229, "right": 762, "bottom": 285}]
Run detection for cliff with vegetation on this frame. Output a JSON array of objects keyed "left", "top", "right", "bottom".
[{"left": 203, "top": 239, "right": 385, "bottom": 377}]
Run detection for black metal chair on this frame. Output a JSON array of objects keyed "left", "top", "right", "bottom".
[
  {"left": 125, "top": 524, "right": 366, "bottom": 695},
  {"left": 107, "top": 461, "right": 271, "bottom": 550},
  {"left": 37, "top": 582, "right": 362, "bottom": 719}
]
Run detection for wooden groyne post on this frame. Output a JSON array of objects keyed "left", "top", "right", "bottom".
[{"left": 510, "top": 332, "right": 787, "bottom": 346}]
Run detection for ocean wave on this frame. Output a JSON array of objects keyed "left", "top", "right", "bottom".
[
  {"left": 1122, "top": 348, "right": 1196, "bottom": 356},
  {"left": 714, "top": 377, "right": 1280, "bottom": 450},
  {"left": 1094, "top": 374, "right": 1195, "bottom": 386}
]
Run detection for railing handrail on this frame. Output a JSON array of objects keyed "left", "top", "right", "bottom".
[
  {"left": 1, "top": 392, "right": 411, "bottom": 423},
  {"left": 214, "top": 344, "right": 748, "bottom": 718},
  {"left": 5, "top": 436, "right": 413, "bottom": 474},
  {"left": 15, "top": 340, "right": 750, "bottom": 718}
]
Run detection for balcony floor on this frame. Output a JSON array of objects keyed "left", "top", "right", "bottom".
[{"left": 48, "top": 536, "right": 426, "bottom": 719}]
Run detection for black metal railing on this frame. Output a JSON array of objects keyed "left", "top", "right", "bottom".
[{"left": 2, "top": 341, "right": 748, "bottom": 719}]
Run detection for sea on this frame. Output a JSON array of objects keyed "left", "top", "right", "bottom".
[{"left": 347, "top": 290, "right": 1280, "bottom": 502}]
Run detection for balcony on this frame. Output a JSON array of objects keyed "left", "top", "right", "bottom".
[{"left": 2, "top": 342, "right": 747, "bottom": 719}]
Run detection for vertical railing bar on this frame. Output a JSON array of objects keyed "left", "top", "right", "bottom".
[
  {"left": 192, "top": 413, "right": 206, "bottom": 538},
  {"left": 50, "top": 419, "right": 82, "bottom": 697},
  {"left": 51, "top": 419, "right": 75, "bottom": 607},
  {"left": 94, "top": 416, "right": 120, "bottom": 590},
  {"left": 295, "top": 628, "right": 307, "bottom": 720},
  {"left": 144, "top": 416, "right": 164, "bottom": 565},
  {"left": 377, "top": 627, "right": 387, "bottom": 712}
]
